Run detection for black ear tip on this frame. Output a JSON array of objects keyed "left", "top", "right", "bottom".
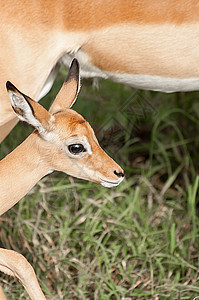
[
  {"left": 6, "top": 81, "right": 18, "bottom": 93},
  {"left": 69, "top": 58, "right": 79, "bottom": 78},
  {"left": 6, "top": 81, "right": 13, "bottom": 91},
  {"left": 66, "top": 58, "right": 79, "bottom": 80},
  {"left": 70, "top": 58, "right": 79, "bottom": 69}
]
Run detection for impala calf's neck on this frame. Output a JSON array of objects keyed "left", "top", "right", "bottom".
[{"left": 0, "top": 134, "right": 48, "bottom": 214}]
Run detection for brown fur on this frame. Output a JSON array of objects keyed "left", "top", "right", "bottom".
[
  {"left": 63, "top": 0, "right": 199, "bottom": 29},
  {"left": 3, "top": 1, "right": 199, "bottom": 30}
]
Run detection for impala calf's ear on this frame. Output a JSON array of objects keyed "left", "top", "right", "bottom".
[
  {"left": 6, "top": 81, "right": 52, "bottom": 135},
  {"left": 49, "top": 58, "right": 80, "bottom": 114}
]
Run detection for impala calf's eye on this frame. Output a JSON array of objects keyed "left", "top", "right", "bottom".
[{"left": 68, "top": 144, "right": 86, "bottom": 154}]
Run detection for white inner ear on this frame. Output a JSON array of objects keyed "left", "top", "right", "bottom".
[{"left": 8, "top": 91, "right": 45, "bottom": 133}]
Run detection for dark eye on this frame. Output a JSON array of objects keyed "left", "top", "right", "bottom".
[{"left": 68, "top": 144, "right": 86, "bottom": 155}]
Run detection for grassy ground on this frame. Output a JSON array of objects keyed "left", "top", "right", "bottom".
[{"left": 1, "top": 69, "right": 199, "bottom": 299}]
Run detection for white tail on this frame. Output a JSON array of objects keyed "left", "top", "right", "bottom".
[
  {"left": 0, "top": 59, "right": 124, "bottom": 299},
  {"left": 0, "top": 1, "right": 199, "bottom": 142}
]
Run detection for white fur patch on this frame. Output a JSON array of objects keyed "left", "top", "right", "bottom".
[
  {"left": 100, "top": 177, "right": 124, "bottom": 188},
  {"left": 46, "top": 169, "right": 54, "bottom": 175},
  {"left": 106, "top": 73, "right": 199, "bottom": 93},
  {"left": 61, "top": 53, "right": 199, "bottom": 92},
  {"left": 84, "top": 138, "right": 92, "bottom": 155}
]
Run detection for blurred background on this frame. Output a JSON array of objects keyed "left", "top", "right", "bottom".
[{"left": 1, "top": 67, "right": 199, "bottom": 299}]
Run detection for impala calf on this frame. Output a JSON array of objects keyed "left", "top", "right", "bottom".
[{"left": 0, "top": 59, "right": 124, "bottom": 299}]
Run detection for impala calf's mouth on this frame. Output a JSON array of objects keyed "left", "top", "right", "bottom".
[{"left": 100, "top": 177, "right": 124, "bottom": 188}]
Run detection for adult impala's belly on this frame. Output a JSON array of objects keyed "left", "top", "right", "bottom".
[
  {"left": 61, "top": 50, "right": 199, "bottom": 92},
  {"left": 75, "top": 23, "right": 199, "bottom": 92}
]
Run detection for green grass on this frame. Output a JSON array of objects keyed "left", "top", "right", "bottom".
[{"left": 1, "top": 70, "right": 199, "bottom": 299}]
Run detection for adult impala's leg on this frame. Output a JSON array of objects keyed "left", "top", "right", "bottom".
[{"left": 0, "top": 118, "right": 18, "bottom": 144}]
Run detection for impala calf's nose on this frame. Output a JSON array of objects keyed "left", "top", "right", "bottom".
[{"left": 114, "top": 170, "right": 124, "bottom": 178}]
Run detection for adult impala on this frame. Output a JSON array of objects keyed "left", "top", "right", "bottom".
[
  {"left": 1, "top": 0, "right": 199, "bottom": 143},
  {"left": 0, "top": 59, "right": 124, "bottom": 299}
]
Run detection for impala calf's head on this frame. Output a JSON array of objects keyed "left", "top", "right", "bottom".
[{"left": 6, "top": 59, "right": 124, "bottom": 187}]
